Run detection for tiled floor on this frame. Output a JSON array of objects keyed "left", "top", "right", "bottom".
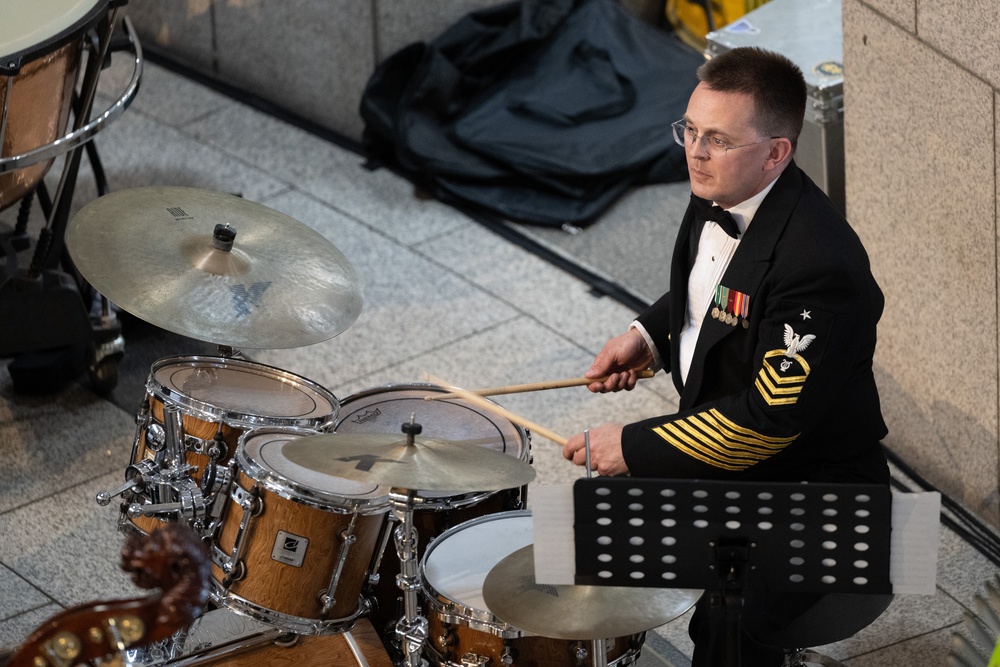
[{"left": 1, "top": 55, "right": 998, "bottom": 667}]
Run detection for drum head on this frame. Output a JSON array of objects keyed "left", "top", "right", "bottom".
[
  {"left": 336, "top": 384, "right": 527, "bottom": 458},
  {"left": 1, "top": 0, "right": 108, "bottom": 67},
  {"left": 239, "top": 428, "right": 388, "bottom": 512},
  {"left": 149, "top": 356, "right": 338, "bottom": 427},
  {"left": 422, "top": 511, "right": 533, "bottom": 614},
  {"left": 336, "top": 384, "right": 529, "bottom": 501}
]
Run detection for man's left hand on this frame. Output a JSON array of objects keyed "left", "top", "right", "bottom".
[{"left": 563, "top": 423, "right": 628, "bottom": 477}]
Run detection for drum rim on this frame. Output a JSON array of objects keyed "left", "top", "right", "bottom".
[
  {"left": 420, "top": 510, "right": 533, "bottom": 638},
  {"left": 147, "top": 355, "right": 339, "bottom": 428},
  {"left": 209, "top": 584, "right": 368, "bottom": 636},
  {"left": 1, "top": 0, "right": 110, "bottom": 73},
  {"left": 235, "top": 427, "right": 390, "bottom": 514}
]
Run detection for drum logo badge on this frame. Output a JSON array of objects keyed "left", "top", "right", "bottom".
[
  {"left": 348, "top": 408, "right": 381, "bottom": 425},
  {"left": 272, "top": 530, "right": 309, "bottom": 567}
]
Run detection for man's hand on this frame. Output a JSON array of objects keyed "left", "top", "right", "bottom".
[
  {"left": 563, "top": 423, "right": 628, "bottom": 477},
  {"left": 586, "top": 328, "right": 654, "bottom": 393}
]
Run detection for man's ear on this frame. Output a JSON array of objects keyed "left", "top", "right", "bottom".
[{"left": 764, "top": 137, "right": 794, "bottom": 172}]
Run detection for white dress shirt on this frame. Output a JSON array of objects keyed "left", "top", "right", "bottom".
[{"left": 632, "top": 179, "right": 778, "bottom": 383}]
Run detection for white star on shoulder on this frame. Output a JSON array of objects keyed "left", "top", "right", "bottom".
[
  {"left": 800, "top": 309, "right": 811, "bottom": 320},
  {"left": 783, "top": 324, "right": 816, "bottom": 359}
]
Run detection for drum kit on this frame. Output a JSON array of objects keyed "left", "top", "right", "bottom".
[
  {"left": 3, "top": 4, "right": 697, "bottom": 666},
  {"left": 54, "top": 184, "right": 701, "bottom": 666}
]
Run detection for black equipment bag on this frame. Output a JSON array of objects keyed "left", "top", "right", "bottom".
[{"left": 360, "top": 0, "right": 702, "bottom": 227}]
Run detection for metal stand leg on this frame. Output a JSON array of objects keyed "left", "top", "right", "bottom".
[{"left": 389, "top": 489, "right": 428, "bottom": 667}]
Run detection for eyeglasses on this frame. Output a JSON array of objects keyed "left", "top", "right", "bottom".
[{"left": 671, "top": 120, "right": 774, "bottom": 158}]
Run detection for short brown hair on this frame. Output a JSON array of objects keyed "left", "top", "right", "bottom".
[{"left": 698, "top": 47, "right": 806, "bottom": 151}]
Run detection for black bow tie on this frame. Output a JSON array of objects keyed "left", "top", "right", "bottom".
[{"left": 690, "top": 194, "right": 739, "bottom": 239}]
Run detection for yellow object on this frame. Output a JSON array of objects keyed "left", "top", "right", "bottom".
[
  {"left": 988, "top": 635, "right": 1000, "bottom": 667},
  {"left": 666, "top": 0, "right": 772, "bottom": 50}
]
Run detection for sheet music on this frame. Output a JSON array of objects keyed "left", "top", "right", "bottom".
[
  {"left": 890, "top": 491, "right": 941, "bottom": 595},
  {"left": 532, "top": 484, "right": 576, "bottom": 585},
  {"left": 532, "top": 484, "right": 941, "bottom": 594}
]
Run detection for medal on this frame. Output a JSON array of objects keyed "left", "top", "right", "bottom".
[{"left": 713, "top": 283, "right": 752, "bottom": 329}]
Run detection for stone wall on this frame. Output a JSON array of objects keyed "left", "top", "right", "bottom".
[
  {"left": 123, "top": 0, "right": 663, "bottom": 141},
  {"left": 843, "top": 0, "right": 1000, "bottom": 527}
]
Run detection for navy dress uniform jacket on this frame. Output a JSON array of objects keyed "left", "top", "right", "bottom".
[{"left": 623, "top": 162, "right": 889, "bottom": 486}]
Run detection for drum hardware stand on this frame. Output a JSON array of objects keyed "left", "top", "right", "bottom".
[
  {"left": 387, "top": 420, "right": 431, "bottom": 667},
  {"left": 124, "top": 606, "right": 295, "bottom": 667},
  {"left": 99, "top": 405, "right": 214, "bottom": 532},
  {"left": 570, "top": 478, "right": 894, "bottom": 667},
  {"left": 0, "top": 7, "right": 140, "bottom": 394},
  {"left": 389, "top": 486, "right": 428, "bottom": 667}
]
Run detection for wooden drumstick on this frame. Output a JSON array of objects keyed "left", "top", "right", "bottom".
[
  {"left": 425, "top": 374, "right": 569, "bottom": 446},
  {"left": 425, "top": 369, "right": 655, "bottom": 400}
]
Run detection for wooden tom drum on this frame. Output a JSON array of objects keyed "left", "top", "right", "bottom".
[
  {"left": 123, "top": 355, "right": 339, "bottom": 536},
  {"left": 211, "top": 427, "right": 390, "bottom": 635}
]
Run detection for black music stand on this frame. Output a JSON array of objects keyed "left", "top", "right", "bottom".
[{"left": 571, "top": 477, "right": 893, "bottom": 667}]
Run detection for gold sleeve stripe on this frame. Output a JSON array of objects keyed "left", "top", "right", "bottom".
[
  {"left": 649, "top": 409, "right": 800, "bottom": 471},
  {"left": 756, "top": 378, "right": 800, "bottom": 406},
  {"left": 670, "top": 421, "right": 768, "bottom": 462},
  {"left": 762, "top": 361, "right": 807, "bottom": 385},
  {"left": 652, "top": 426, "right": 745, "bottom": 471},
  {"left": 703, "top": 409, "right": 797, "bottom": 444},
  {"left": 757, "top": 370, "right": 803, "bottom": 396},
  {"left": 686, "top": 415, "right": 784, "bottom": 455}
]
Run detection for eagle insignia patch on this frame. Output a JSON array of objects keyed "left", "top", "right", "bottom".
[{"left": 755, "top": 324, "right": 816, "bottom": 406}]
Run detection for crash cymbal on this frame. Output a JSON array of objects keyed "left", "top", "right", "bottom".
[
  {"left": 65, "top": 186, "right": 363, "bottom": 349},
  {"left": 482, "top": 545, "right": 699, "bottom": 640},
  {"left": 281, "top": 431, "right": 536, "bottom": 492}
]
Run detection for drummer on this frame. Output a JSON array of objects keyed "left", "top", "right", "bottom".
[{"left": 561, "top": 47, "right": 890, "bottom": 666}]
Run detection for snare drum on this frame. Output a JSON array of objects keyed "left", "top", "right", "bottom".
[
  {"left": 123, "top": 355, "right": 339, "bottom": 536},
  {"left": 0, "top": 0, "right": 109, "bottom": 211},
  {"left": 421, "top": 512, "right": 643, "bottom": 666},
  {"left": 211, "top": 427, "right": 390, "bottom": 635},
  {"left": 335, "top": 384, "right": 531, "bottom": 635}
]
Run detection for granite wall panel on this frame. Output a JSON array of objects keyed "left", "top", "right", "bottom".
[{"left": 844, "top": 0, "right": 999, "bottom": 526}]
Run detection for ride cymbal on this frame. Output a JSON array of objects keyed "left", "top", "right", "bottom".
[
  {"left": 65, "top": 186, "right": 363, "bottom": 349},
  {"left": 281, "top": 431, "right": 536, "bottom": 492},
  {"left": 483, "top": 545, "right": 700, "bottom": 640}
]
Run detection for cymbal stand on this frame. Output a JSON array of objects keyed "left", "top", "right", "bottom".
[
  {"left": 389, "top": 487, "right": 428, "bottom": 667},
  {"left": 390, "top": 420, "right": 429, "bottom": 667},
  {"left": 586, "top": 639, "right": 608, "bottom": 667}
]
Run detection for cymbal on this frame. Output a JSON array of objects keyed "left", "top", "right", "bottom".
[
  {"left": 281, "top": 431, "right": 536, "bottom": 492},
  {"left": 482, "top": 545, "right": 699, "bottom": 640},
  {"left": 65, "top": 186, "right": 363, "bottom": 349}
]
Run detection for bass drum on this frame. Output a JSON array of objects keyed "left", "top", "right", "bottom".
[{"left": 334, "top": 383, "right": 531, "bottom": 641}]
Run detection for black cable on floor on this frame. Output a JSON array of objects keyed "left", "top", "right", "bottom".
[{"left": 886, "top": 445, "right": 1000, "bottom": 567}]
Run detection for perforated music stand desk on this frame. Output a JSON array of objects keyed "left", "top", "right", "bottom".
[{"left": 571, "top": 477, "right": 892, "bottom": 666}]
